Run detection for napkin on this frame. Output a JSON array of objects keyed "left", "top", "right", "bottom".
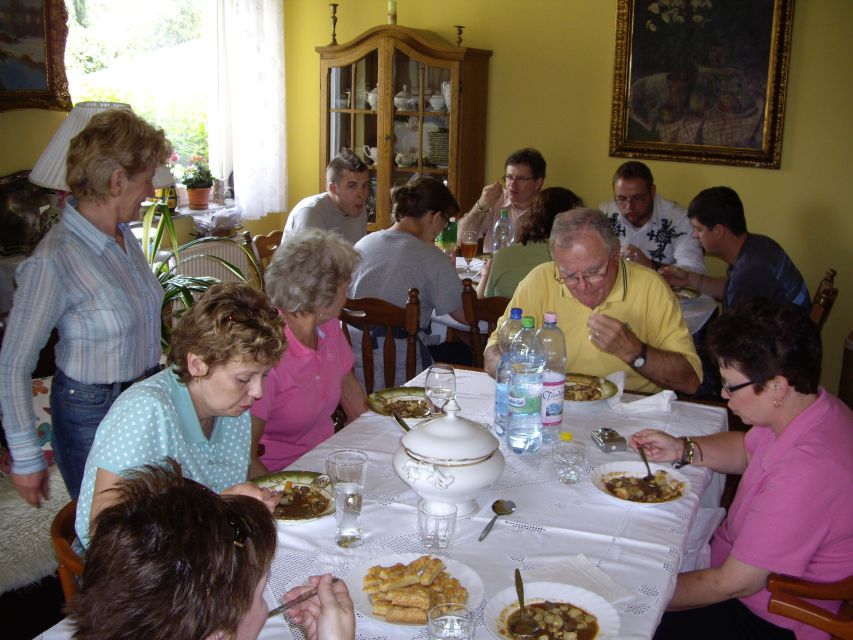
[
  {"left": 526, "top": 554, "right": 634, "bottom": 603},
  {"left": 603, "top": 371, "right": 675, "bottom": 413}
]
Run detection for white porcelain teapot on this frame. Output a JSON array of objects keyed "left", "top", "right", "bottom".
[
  {"left": 392, "top": 398, "right": 505, "bottom": 517},
  {"left": 366, "top": 85, "right": 379, "bottom": 110}
]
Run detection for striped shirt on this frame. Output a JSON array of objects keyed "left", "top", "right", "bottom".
[{"left": 0, "top": 203, "right": 163, "bottom": 475}]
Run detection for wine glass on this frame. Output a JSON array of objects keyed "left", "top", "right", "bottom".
[
  {"left": 425, "top": 364, "right": 456, "bottom": 416},
  {"left": 460, "top": 230, "right": 478, "bottom": 275}
]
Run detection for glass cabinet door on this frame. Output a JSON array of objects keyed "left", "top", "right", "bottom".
[
  {"left": 327, "top": 50, "right": 379, "bottom": 222},
  {"left": 391, "top": 48, "right": 452, "bottom": 191}
]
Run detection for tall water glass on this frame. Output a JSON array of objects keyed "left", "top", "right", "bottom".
[
  {"left": 425, "top": 364, "right": 456, "bottom": 415},
  {"left": 325, "top": 449, "right": 368, "bottom": 547},
  {"left": 428, "top": 603, "right": 475, "bottom": 640}
]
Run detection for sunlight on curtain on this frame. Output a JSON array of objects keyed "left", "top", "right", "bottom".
[{"left": 209, "top": 0, "right": 287, "bottom": 220}]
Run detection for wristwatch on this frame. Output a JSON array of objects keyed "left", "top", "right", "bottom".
[{"left": 631, "top": 342, "right": 648, "bottom": 369}]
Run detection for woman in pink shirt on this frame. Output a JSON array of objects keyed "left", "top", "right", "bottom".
[
  {"left": 634, "top": 300, "right": 853, "bottom": 640},
  {"left": 250, "top": 229, "right": 367, "bottom": 475}
]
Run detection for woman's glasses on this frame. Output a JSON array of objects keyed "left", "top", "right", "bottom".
[
  {"left": 721, "top": 380, "right": 757, "bottom": 396},
  {"left": 226, "top": 306, "right": 279, "bottom": 324}
]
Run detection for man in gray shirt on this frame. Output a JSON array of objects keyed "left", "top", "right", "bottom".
[{"left": 284, "top": 149, "right": 371, "bottom": 245}]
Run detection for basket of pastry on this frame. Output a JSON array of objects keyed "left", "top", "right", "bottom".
[{"left": 362, "top": 555, "right": 468, "bottom": 624}]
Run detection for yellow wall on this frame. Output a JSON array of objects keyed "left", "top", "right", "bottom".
[
  {"left": 283, "top": 0, "right": 852, "bottom": 392},
  {"left": 2, "top": 1, "right": 850, "bottom": 389}
]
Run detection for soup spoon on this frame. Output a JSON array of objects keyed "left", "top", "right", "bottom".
[
  {"left": 508, "top": 568, "right": 541, "bottom": 638},
  {"left": 477, "top": 499, "right": 516, "bottom": 541}
]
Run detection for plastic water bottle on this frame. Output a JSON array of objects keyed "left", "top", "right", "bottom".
[
  {"left": 536, "top": 312, "right": 567, "bottom": 443},
  {"left": 494, "top": 307, "right": 524, "bottom": 434},
  {"left": 492, "top": 208, "right": 515, "bottom": 253},
  {"left": 507, "top": 316, "right": 546, "bottom": 454}
]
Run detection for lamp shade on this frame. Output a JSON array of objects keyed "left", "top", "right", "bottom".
[{"left": 29, "top": 101, "right": 132, "bottom": 191}]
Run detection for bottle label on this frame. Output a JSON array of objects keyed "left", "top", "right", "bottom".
[
  {"left": 508, "top": 392, "right": 541, "bottom": 414},
  {"left": 541, "top": 378, "right": 565, "bottom": 426}
]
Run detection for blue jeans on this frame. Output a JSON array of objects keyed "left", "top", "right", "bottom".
[{"left": 49, "top": 371, "right": 126, "bottom": 499}]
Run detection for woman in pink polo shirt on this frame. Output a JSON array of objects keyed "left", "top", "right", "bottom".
[
  {"left": 634, "top": 300, "right": 853, "bottom": 640},
  {"left": 250, "top": 228, "right": 367, "bottom": 475}
]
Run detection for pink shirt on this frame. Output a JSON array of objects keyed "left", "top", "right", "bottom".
[
  {"left": 251, "top": 318, "right": 354, "bottom": 472},
  {"left": 710, "top": 389, "right": 853, "bottom": 640}
]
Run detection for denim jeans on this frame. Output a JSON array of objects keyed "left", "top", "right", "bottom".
[{"left": 49, "top": 370, "right": 125, "bottom": 499}]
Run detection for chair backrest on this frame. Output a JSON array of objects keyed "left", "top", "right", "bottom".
[
  {"left": 174, "top": 231, "right": 263, "bottom": 291},
  {"left": 50, "top": 499, "right": 84, "bottom": 602},
  {"left": 252, "top": 230, "right": 283, "bottom": 274},
  {"left": 340, "top": 288, "right": 420, "bottom": 393},
  {"left": 810, "top": 268, "right": 838, "bottom": 331},
  {"left": 460, "top": 278, "right": 510, "bottom": 368},
  {"left": 767, "top": 573, "right": 853, "bottom": 640}
]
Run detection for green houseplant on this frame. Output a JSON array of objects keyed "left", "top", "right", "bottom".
[{"left": 181, "top": 163, "right": 214, "bottom": 210}]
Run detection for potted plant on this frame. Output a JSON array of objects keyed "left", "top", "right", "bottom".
[{"left": 181, "top": 163, "right": 214, "bottom": 210}]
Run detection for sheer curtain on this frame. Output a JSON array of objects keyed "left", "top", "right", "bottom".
[{"left": 209, "top": 0, "right": 287, "bottom": 220}]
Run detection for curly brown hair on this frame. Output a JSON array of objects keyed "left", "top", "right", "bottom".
[
  {"left": 167, "top": 282, "right": 286, "bottom": 383},
  {"left": 518, "top": 187, "right": 584, "bottom": 245},
  {"left": 67, "top": 459, "right": 276, "bottom": 640}
]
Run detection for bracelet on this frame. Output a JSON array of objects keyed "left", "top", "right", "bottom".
[
  {"left": 671, "top": 436, "right": 694, "bottom": 469},
  {"left": 475, "top": 201, "right": 490, "bottom": 214}
]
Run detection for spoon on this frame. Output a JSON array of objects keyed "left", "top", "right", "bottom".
[
  {"left": 477, "top": 499, "right": 516, "bottom": 542},
  {"left": 508, "top": 568, "right": 541, "bottom": 639},
  {"left": 267, "top": 578, "right": 341, "bottom": 617},
  {"left": 638, "top": 446, "right": 656, "bottom": 485}
]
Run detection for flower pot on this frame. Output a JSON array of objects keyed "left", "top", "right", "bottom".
[{"left": 187, "top": 187, "right": 211, "bottom": 210}]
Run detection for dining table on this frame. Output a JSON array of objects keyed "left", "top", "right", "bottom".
[{"left": 35, "top": 367, "right": 729, "bottom": 640}]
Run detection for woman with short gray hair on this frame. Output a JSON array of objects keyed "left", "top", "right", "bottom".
[{"left": 251, "top": 228, "right": 367, "bottom": 475}]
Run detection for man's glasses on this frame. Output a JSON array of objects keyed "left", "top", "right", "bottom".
[
  {"left": 721, "top": 380, "right": 757, "bottom": 396},
  {"left": 555, "top": 251, "right": 615, "bottom": 287},
  {"left": 615, "top": 193, "right": 651, "bottom": 206},
  {"left": 226, "top": 306, "right": 279, "bottom": 324},
  {"left": 503, "top": 174, "right": 537, "bottom": 184}
]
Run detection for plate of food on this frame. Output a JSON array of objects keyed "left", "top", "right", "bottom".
[
  {"left": 591, "top": 461, "right": 691, "bottom": 506},
  {"left": 346, "top": 553, "right": 484, "bottom": 626},
  {"left": 367, "top": 387, "right": 430, "bottom": 418},
  {"left": 484, "top": 581, "right": 620, "bottom": 639},
  {"left": 251, "top": 470, "right": 335, "bottom": 524},
  {"left": 672, "top": 286, "right": 700, "bottom": 300},
  {"left": 564, "top": 374, "right": 618, "bottom": 403}
]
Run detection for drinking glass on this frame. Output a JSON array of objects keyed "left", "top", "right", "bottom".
[
  {"left": 325, "top": 449, "right": 368, "bottom": 547},
  {"left": 418, "top": 499, "right": 457, "bottom": 550},
  {"left": 553, "top": 440, "right": 588, "bottom": 484},
  {"left": 460, "top": 230, "right": 478, "bottom": 275},
  {"left": 425, "top": 364, "right": 456, "bottom": 415},
  {"left": 428, "top": 603, "right": 475, "bottom": 640}
]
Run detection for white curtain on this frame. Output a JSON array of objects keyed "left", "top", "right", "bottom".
[{"left": 209, "top": 0, "right": 287, "bottom": 219}]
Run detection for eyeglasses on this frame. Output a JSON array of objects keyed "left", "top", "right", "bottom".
[
  {"left": 555, "top": 251, "right": 615, "bottom": 287},
  {"left": 615, "top": 193, "right": 651, "bottom": 206},
  {"left": 227, "top": 512, "right": 249, "bottom": 548},
  {"left": 503, "top": 174, "right": 537, "bottom": 184},
  {"left": 721, "top": 379, "right": 757, "bottom": 396},
  {"left": 439, "top": 212, "right": 452, "bottom": 230},
  {"left": 226, "top": 306, "right": 279, "bottom": 324}
]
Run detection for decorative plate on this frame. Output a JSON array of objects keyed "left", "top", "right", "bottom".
[
  {"left": 251, "top": 470, "right": 335, "bottom": 524},
  {"left": 345, "top": 553, "right": 485, "bottom": 627},
  {"left": 564, "top": 374, "right": 619, "bottom": 403},
  {"left": 367, "top": 386, "right": 430, "bottom": 418},
  {"left": 484, "top": 581, "right": 621, "bottom": 639},
  {"left": 591, "top": 461, "right": 691, "bottom": 507}
]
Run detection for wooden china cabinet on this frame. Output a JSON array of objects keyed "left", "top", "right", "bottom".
[{"left": 317, "top": 25, "right": 492, "bottom": 231}]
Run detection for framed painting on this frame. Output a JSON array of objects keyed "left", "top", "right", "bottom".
[
  {"left": 609, "top": 0, "right": 794, "bottom": 169},
  {"left": 0, "top": 0, "right": 72, "bottom": 112}
]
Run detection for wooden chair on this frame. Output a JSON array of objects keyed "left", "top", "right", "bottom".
[
  {"left": 252, "top": 230, "right": 283, "bottom": 274},
  {"left": 810, "top": 268, "right": 838, "bottom": 332},
  {"left": 840, "top": 330, "right": 853, "bottom": 410},
  {"left": 460, "top": 278, "right": 510, "bottom": 368},
  {"left": 50, "top": 499, "right": 84, "bottom": 602},
  {"left": 767, "top": 573, "right": 853, "bottom": 640},
  {"left": 340, "top": 288, "right": 420, "bottom": 393}
]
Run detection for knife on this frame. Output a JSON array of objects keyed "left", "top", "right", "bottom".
[
  {"left": 267, "top": 578, "right": 341, "bottom": 617},
  {"left": 391, "top": 410, "right": 411, "bottom": 432}
]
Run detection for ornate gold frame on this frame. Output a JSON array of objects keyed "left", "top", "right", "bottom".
[
  {"left": 609, "top": 0, "right": 794, "bottom": 169},
  {"left": 0, "top": 0, "right": 72, "bottom": 112}
]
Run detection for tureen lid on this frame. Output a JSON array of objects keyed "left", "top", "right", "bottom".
[
  {"left": 395, "top": 84, "right": 411, "bottom": 98},
  {"left": 400, "top": 398, "right": 498, "bottom": 465}
]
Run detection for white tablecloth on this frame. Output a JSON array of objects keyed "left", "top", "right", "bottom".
[{"left": 35, "top": 369, "right": 728, "bottom": 640}]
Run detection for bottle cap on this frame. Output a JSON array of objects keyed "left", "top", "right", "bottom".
[
  {"left": 543, "top": 312, "right": 557, "bottom": 324},
  {"left": 560, "top": 432, "right": 573, "bottom": 442},
  {"left": 510, "top": 307, "right": 522, "bottom": 319},
  {"left": 521, "top": 316, "right": 535, "bottom": 328},
  {"left": 500, "top": 208, "right": 509, "bottom": 218}
]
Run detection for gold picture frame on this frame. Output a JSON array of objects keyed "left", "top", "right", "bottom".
[
  {"left": 0, "top": 0, "right": 72, "bottom": 112},
  {"left": 609, "top": 0, "right": 794, "bottom": 169}
]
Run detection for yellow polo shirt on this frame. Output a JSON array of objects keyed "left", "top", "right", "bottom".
[{"left": 485, "top": 258, "right": 701, "bottom": 393}]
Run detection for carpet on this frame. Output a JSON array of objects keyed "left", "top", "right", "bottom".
[{"left": 0, "top": 466, "right": 70, "bottom": 593}]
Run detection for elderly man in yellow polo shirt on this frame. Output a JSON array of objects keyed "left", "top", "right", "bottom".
[{"left": 484, "top": 208, "right": 701, "bottom": 394}]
